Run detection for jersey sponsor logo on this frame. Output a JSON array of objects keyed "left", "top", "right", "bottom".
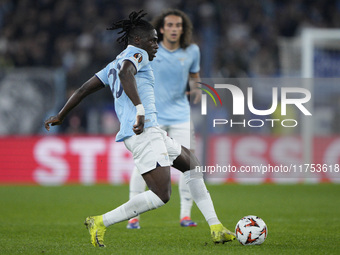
[
  {"left": 133, "top": 53, "right": 143, "bottom": 63},
  {"left": 178, "top": 57, "right": 186, "bottom": 65}
]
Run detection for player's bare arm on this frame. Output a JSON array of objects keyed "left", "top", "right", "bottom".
[
  {"left": 44, "top": 76, "right": 104, "bottom": 131},
  {"left": 187, "top": 72, "right": 202, "bottom": 104},
  {"left": 118, "top": 60, "right": 145, "bottom": 135}
]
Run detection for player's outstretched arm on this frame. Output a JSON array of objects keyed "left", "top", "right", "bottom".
[
  {"left": 44, "top": 76, "right": 104, "bottom": 131},
  {"left": 118, "top": 60, "right": 145, "bottom": 135}
]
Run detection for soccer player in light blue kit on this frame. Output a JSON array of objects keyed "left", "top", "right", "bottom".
[
  {"left": 128, "top": 9, "right": 202, "bottom": 229},
  {"left": 44, "top": 11, "right": 235, "bottom": 248}
]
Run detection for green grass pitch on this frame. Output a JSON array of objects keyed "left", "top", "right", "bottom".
[{"left": 0, "top": 184, "right": 339, "bottom": 254}]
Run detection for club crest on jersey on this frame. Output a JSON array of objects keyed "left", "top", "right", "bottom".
[{"left": 133, "top": 53, "right": 143, "bottom": 63}]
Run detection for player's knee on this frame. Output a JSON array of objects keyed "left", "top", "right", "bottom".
[{"left": 173, "top": 146, "right": 200, "bottom": 172}]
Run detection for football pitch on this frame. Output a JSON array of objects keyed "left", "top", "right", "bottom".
[{"left": 0, "top": 184, "right": 339, "bottom": 255}]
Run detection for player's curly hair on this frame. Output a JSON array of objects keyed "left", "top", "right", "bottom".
[
  {"left": 107, "top": 10, "right": 154, "bottom": 47},
  {"left": 152, "top": 9, "right": 193, "bottom": 49}
]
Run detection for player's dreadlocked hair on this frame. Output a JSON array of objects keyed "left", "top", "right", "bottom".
[
  {"left": 107, "top": 10, "right": 154, "bottom": 47},
  {"left": 152, "top": 9, "right": 193, "bottom": 49}
]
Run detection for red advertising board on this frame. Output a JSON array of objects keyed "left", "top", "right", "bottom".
[
  {"left": 0, "top": 135, "right": 339, "bottom": 185},
  {"left": 0, "top": 136, "right": 134, "bottom": 185},
  {"left": 204, "top": 135, "right": 340, "bottom": 183}
]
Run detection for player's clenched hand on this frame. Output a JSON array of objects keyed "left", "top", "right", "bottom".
[
  {"left": 186, "top": 88, "right": 202, "bottom": 104},
  {"left": 44, "top": 115, "right": 63, "bottom": 131},
  {"left": 133, "top": 115, "right": 144, "bottom": 135}
]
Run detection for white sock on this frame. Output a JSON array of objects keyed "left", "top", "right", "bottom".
[
  {"left": 184, "top": 169, "right": 221, "bottom": 226},
  {"left": 102, "top": 190, "right": 164, "bottom": 227},
  {"left": 179, "top": 173, "right": 193, "bottom": 219},
  {"left": 129, "top": 166, "right": 147, "bottom": 221}
]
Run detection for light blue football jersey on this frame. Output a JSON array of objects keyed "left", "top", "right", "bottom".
[
  {"left": 152, "top": 43, "right": 200, "bottom": 125},
  {"left": 96, "top": 45, "right": 158, "bottom": 142}
]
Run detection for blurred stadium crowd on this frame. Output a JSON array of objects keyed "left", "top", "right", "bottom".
[{"left": 0, "top": 0, "right": 339, "bottom": 135}]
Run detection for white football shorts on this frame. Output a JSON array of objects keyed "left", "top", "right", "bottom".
[
  {"left": 124, "top": 126, "right": 182, "bottom": 174},
  {"left": 160, "top": 121, "right": 195, "bottom": 150}
]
